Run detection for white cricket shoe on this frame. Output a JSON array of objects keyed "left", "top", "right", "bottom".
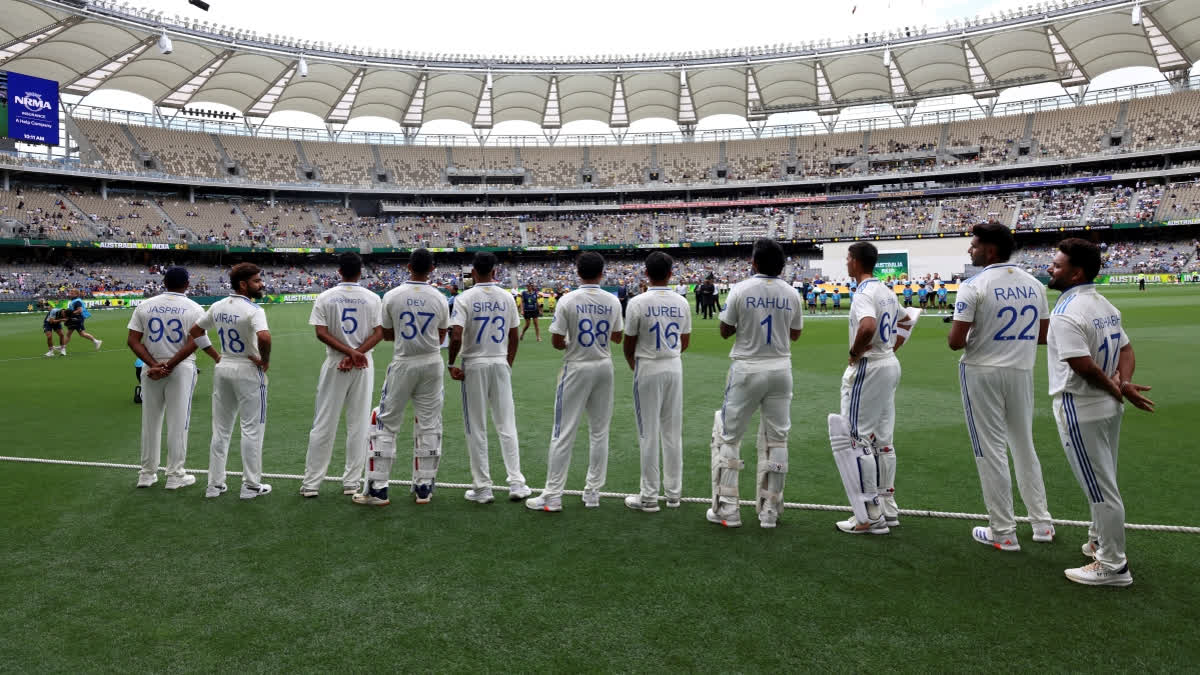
[
  {"left": 351, "top": 492, "right": 390, "bottom": 507},
  {"left": 759, "top": 507, "right": 779, "bottom": 529},
  {"left": 624, "top": 495, "right": 660, "bottom": 513},
  {"left": 164, "top": 474, "right": 196, "bottom": 490},
  {"left": 136, "top": 473, "right": 158, "bottom": 488},
  {"left": 972, "top": 526, "right": 1020, "bottom": 551},
  {"left": 1081, "top": 539, "right": 1099, "bottom": 558},
  {"left": 525, "top": 495, "right": 562, "bottom": 512},
  {"left": 94, "top": 339, "right": 103, "bottom": 351},
  {"left": 299, "top": 487, "right": 319, "bottom": 498},
  {"left": 1032, "top": 524, "right": 1056, "bottom": 543},
  {"left": 582, "top": 490, "right": 600, "bottom": 508},
  {"left": 43, "top": 350, "right": 55, "bottom": 358},
  {"left": 239, "top": 483, "right": 272, "bottom": 500},
  {"left": 836, "top": 516, "right": 890, "bottom": 535},
  {"left": 205, "top": 484, "right": 227, "bottom": 498},
  {"left": 706, "top": 506, "right": 742, "bottom": 528},
  {"left": 341, "top": 483, "right": 360, "bottom": 496},
  {"left": 665, "top": 497, "right": 681, "bottom": 508},
  {"left": 508, "top": 483, "right": 532, "bottom": 501},
  {"left": 59, "top": 349, "right": 67, "bottom": 356},
  {"left": 1065, "top": 560, "right": 1133, "bottom": 587},
  {"left": 465, "top": 488, "right": 495, "bottom": 504}
]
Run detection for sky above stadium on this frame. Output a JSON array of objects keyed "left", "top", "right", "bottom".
[{"left": 77, "top": 0, "right": 1188, "bottom": 136}]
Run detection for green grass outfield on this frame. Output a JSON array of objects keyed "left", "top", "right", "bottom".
[{"left": 1, "top": 285, "right": 1197, "bottom": 672}]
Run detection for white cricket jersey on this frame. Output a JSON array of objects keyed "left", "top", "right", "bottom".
[
  {"left": 625, "top": 287, "right": 692, "bottom": 362},
  {"left": 848, "top": 278, "right": 900, "bottom": 360},
  {"left": 382, "top": 281, "right": 450, "bottom": 358},
  {"left": 549, "top": 285, "right": 625, "bottom": 363},
  {"left": 309, "top": 282, "right": 384, "bottom": 359},
  {"left": 953, "top": 263, "right": 1049, "bottom": 370},
  {"left": 720, "top": 274, "right": 804, "bottom": 362},
  {"left": 195, "top": 295, "right": 269, "bottom": 363},
  {"left": 126, "top": 291, "right": 206, "bottom": 364},
  {"left": 1047, "top": 284, "right": 1129, "bottom": 399},
  {"left": 449, "top": 282, "right": 520, "bottom": 361}
]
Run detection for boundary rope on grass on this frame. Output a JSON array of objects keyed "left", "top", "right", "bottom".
[{"left": 2, "top": 454, "right": 1196, "bottom": 534}]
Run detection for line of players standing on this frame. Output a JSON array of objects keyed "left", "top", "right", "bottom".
[{"left": 125, "top": 227, "right": 1153, "bottom": 588}]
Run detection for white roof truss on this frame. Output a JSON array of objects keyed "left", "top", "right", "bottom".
[
  {"left": 245, "top": 61, "right": 298, "bottom": 118},
  {"left": 63, "top": 36, "right": 155, "bottom": 95},
  {"left": 678, "top": 70, "right": 697, "bottom": 126},
  {"left": 401, "top": 72, "right": 427, "bottom": 127},
  {"left": 0, "top": 15, "right": 82, "bottom": 68},
  {"left": 325, "top": 67, "right": 364, "bottom": 123},
  {"left": 610, "top": 74, "right": 628, "bottom": 128},
  {"left": 1139, "top": 6, "right": 1190, "bottom": 75},
  {"left": 1047, "top": 25, "right": 1089, "bottom": 87},
  {"left": 157, "top": 50, "right": 232, "bottom": 108},
  {"left": 542, "top": 75, "right": 561, "bottom": 129}
]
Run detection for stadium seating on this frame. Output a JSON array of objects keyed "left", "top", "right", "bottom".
[{"left": 126, "top": 126, "right": 224, "bottom": 178}]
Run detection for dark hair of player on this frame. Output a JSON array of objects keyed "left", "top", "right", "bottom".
[
  {"left": 848, "top": 241, "right": 879, "bottom": 273},
  {"left": 576, "top": 251, "right": 605, "bottom": 280},
  {"left": 229, "top": 262, "right": 261, "bottom": 293},
  {"left": 472, "top": 251, "right": 498, "bottom": 277},
  {"left": 645, "top": 251, "right": 673, "bottom": 283},
  {"left": 752, "top": 238, "right": 785, "bottom": 277},
  {"left": 409, "top": 248, "right": 434, "bottom": 276},
  {"left": 972, "top": 222, "right": 1015, "bottom": 262},
  {"left": 163, "top": 267, "right": 189, "bottom": 291},
  {"left": 1057, "top": 237, "right": 1102, "bottom": 282},
  {"left": 338, "top": 252, "right": 363, "bottom": 279}
]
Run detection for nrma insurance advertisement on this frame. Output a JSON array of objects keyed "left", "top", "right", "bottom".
[{"left": 0, "top": 70, "right": 60, "bottom": 146}]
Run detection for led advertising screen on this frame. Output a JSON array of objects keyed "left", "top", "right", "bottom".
[
  {"left": 0, "top": 70, "right": 59, "bottom": 146},
  {"left": 873, "top": 250, "right": 909, "bottom": 281}
]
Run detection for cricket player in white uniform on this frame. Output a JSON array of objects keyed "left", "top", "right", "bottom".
[
  {"left": 357, "top": 248, "right": 450, "bottom": 506},
  {"left": 709, "top": 239, "right": 803, "bottom": 529},
  {"left": 126, "top": 267, "right": 220, "bottom": 489},
  {"left": 447, "top": 252, "right": 531, "bottom": 503},
  {"left": 169, "top": 263, "right": 273, "bottom": 499},
  {"left": 526, "top": 252, "right": 624, "bottom": 512},
  {"left": 831, "top": 242, "right": 910, "bottom": 535},
  {"left": 621, "top": 251, "right": 691, "bottom": 512},
  {"left": 949, "top": 224, "right": 1054, "bottom": 551},
  {"left": 1047, "top": 238, "right": 1153, "bottom": 587},
  {"left": 300, "top": 253, "right": 384, "bottom": 499}
]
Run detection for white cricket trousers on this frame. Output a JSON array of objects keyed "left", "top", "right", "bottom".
[
  {"left": 720, "top": 360, "right": 793, "bottom": 447},
  {"left": 139, "top": 361, "right": 198, "bottom": 479},
  {"left": 959, "top": 363, "right": 1052, "bottom": 536},
  {"left": 632, "top": 358, "right": 683, "bottom": 501},
  {"left": 839, "top": 356, "right": 900, "bottom": 447},
  {"left": 461, "top": 358, "right": 525, "bottom": 489},
  {"left": 376, "top": 353, "right": 444, "bottom": 481},
  {"left": 208, "top": 361, "right": 267, "bottom": 488},
  {"left": 301, "top": 354, "right": 374, "bottom": 492},
  {"left": 1053, "top": 393, "right": 1127, "bottom": 571},
  {"left": 542, "top": 359, "right": 614, "bottom": 501}
]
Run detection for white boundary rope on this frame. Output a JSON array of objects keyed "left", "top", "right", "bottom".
[{"left": 3, "top": 454, "right": 1196, "bottom": 534}]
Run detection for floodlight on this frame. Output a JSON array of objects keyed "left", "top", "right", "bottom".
[
  {"left": 883, "top": 47, "right": 892, "bottom": 68},
  {"left": 298, "top": 55, "right": 308, "bottom": 78},
  {"left": 1131, "top": 1, "right": 1141, "bottom": 25},
  {"left": 157, "top": 29, "right": 173, "bottom": 54}
]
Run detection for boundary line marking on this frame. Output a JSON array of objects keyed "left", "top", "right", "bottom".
[{"left": 1, "top": 454, "right": 1195, "bottom": 534}]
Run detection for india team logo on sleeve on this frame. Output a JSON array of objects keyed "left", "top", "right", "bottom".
[{"left": 956, "top": 301, "right": 966, "bottom": 313}]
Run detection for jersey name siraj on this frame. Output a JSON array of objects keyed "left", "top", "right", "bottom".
[
  {"left": 575, "top": 303, "right": 613, "bottom": 315},
  {"left": 992, "top": 286, "right": 1041, "bottom": 301},
  {"left": 746, "top": 296, "right": 792, "bottom": 310},
  {"left": 473, "top": 300, "right": 507, "bottom": 312},
  {"left": 645, "top": 305, "right": 684, "bottom": 318},
  {"left": 213, "top": 311, "right": 241, "bottom": 325}
]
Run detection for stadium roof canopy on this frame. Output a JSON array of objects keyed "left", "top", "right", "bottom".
[{"left": 1, "top": 0, "right": 1197, "bottom": 131}]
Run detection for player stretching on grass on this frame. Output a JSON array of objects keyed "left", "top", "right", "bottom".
[
  {"left": 63, "top": 296, "right": 102, "bottom": 354},
  {"left": 949, "top": 224, "right": 1055, "bottom": 551},
  {"left": 526, "top": 252, "right": 623, "bottom": 512},
  {"left": 708, "top": 239, "right": 803, "bottom": 529},
  {"left": 1046, "top": 238, "right": 1154, "bottom": 587},
  {"left": 621, "top": 251, "right": 690, "bottom": 512},
  {"left": 301, "top": 253, "right": 384, "bottom": 499},
  {"left": 126, "top": 267, "right": 220, "bottom": 490},
  {"left": 359, "top": 248, "right": 450, "bottom": 506},
  {"left": 448, "top": 252, "right": 531, "bottom": 504},
  {"left": 42, "top": 307, "right": 66, "bottom": 356}
]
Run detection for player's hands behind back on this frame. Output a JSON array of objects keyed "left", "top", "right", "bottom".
[{"left": 1114, "top": 376, "right": 1155, "bottom": 412}]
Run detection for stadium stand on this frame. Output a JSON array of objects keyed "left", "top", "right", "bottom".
[{"left": 126, "top": 126, "right": 224, "bottom": 179}]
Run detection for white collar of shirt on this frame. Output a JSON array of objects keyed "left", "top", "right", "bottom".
[
  {"left": 164, "top": 292, "right": 186, "bottom": 297},
  {"left": 648, "top": 286, "right": 671, "bottom": 291},
  {"left": 753, "top": 274, "right": 778, "bottom": 279},
  {"left": 984, "top": 263, "right": 1017, "bottom": 271},
  {"left": 406, "top": 281, "right": 429, "bottom": 286},
  {"left": 338, "top": 282, "right": 360, "bottom": 286},
  {"left": 1058, "top": 283, "right": 1095, "bottom": 301},
  {"left": 578, "top": 284, "right": 600, "bottom": 289},
  {"left": 475, "top": 282, "right": 498, "bottom": 287}
]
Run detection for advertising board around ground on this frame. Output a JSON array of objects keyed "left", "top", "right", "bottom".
[{"left": 1, "top": 70, "right": 59, "bottom": 146}]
